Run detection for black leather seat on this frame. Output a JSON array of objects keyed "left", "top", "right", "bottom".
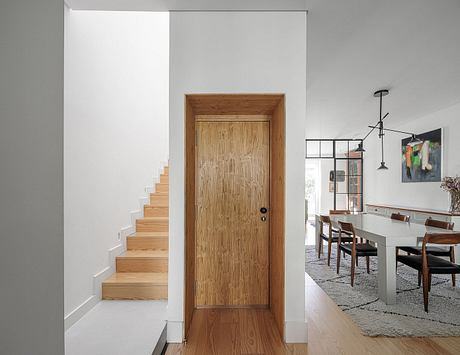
[
  {"left": 399, "top": 245, "right": 450, "bottom": 256},
  {"left": 397, "top": 254, "right": 460, "bottom": 274},
  {"left": 320, "top": 232, "right": 353, "bottom": 244},
  {"left": 340, "top": 242, "right": 377, "bottom": 257}
]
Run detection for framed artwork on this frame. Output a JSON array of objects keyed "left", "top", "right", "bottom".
[{"left": 401, "top": 128, "right": 442, "bottom": 183}]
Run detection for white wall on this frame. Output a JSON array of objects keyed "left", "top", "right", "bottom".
[
  {"left": 0, "top": 1, "right": 64, "bottom": 353},
  {"left": 64, "top": 11, "right": 169, "bottom": 322},
  {"left": 364, "top": 102, "right": 460, "bottom": 210},
  {"left": 169, "top": 11, "right": 307, "bottom": 343}
]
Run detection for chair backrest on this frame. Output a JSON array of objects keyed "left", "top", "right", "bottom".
[
  {"left": 425, "top": 217, "right": 454, "bottom": 230},
  {"left": 422, "top": 233, "right": 460, "bottom": 266},
  {"left": 421, "top": 233, "right": 460, "bottom": 272},
  {"left": 338, "top": 221, "right": 355, "bottom": 237},
  {"left": 330, "top": 209, "right": 351, "bottom": 215},
  {"left": 391, "top": 213, "right": 410, "bottom": 222},
  {"left": 319, "top": 215, "right": 332, "bottom": 236}
]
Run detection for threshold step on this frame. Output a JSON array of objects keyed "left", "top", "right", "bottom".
[{"left": 102, "top": 272, "right": 168, "bottom": 300}]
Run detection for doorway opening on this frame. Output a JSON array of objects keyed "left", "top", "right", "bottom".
[{"left": 184, "top": 94, "right": 286, "bottom": 340}]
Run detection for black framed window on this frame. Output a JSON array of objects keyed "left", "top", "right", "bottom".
[{"left": 306, "top": 139, "right": 364, "bottom": 212}]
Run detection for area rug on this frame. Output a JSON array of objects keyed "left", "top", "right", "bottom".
[{"left": 305, "top": 244, "right": 460, "bottom": 336}]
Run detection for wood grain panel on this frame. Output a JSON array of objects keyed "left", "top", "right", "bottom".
[
  {"left": 136, "top": 217, "right": 169, "bottom": 232},
  {"left": 195, "top": 114, "right": 271, "bottom": 122},
  {"left": 144, "top": 205, "right": 169, "bottom": 217},
  {"left": 127, "top": 235, "right": 168, "bottom": 250},
  {"left": 167, "top": 275, "right": 460, "bottom": 354},
  {"left": 150, "top": 193, "right": 169, "bottom": 206},
  {"left": 165, "top": 309, "right": 303, "bottom": 355},
  {"left": 184, "top": 98, "right": 196, "bottom": 337},
  {"left": 116, "top": 250, "right": 168, "bottom": 272},
  {"left": 270, "top": 97, "right": 285, "bottom": 339},
  {"left": 102, "top": 272, "right": 167, "bottom": 300},
  {"left": 187, "top": 94, "right": 284, "bottom": 115},
  {"left": 156, "top": 183, "right": 169, "bottom": 193},
  {"left": 195, "top": 121, "right": 270, "bottom": 306}
]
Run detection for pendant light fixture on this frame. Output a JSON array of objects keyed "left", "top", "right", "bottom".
[{"left": 355, "top": 89, "right": 422, "bottom": 170}]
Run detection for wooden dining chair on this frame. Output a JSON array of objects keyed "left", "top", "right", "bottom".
[
  {"left": 329, "top": 209, "right": 351, "bottom": 215},
  {"left": 336, "top": 221, "right": 378, "bottom": 286},
  {"left": 391, "top": 212, "right": 410, "bottom": 222},
  {"left": 396, "top": 232, "right": 460, "bottom": 312},
  {"left": 318, "top": 215, "right": 353, "bottom": 266},
  {"left": 398, "top": 218, "right": 456, "bottom": 286}
]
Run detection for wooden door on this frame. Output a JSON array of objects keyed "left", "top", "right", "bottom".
[{"left": 195, "top": 121, "right": 270, "bottom": 307}]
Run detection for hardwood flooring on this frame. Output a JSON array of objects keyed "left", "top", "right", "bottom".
[
  {"left": 166, "top": 273, "right": 460, "bottom": 354},
  {"left": 166, "top": 308, "right": 306, "bottom": 355}
]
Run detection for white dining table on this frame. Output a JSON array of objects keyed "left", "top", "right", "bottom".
[{"left": 314, "top": 213, "right": 457, "bottom": 305}]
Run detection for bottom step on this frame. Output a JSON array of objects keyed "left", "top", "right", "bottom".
[{"left": 102, "top": 272, "right": 168, "bottom": 300}]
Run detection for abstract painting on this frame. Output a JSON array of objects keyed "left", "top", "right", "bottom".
[{"left": 401, "top": 128, "right": 442, "bottom": 183}]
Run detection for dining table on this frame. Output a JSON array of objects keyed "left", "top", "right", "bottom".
[{"left": 315, "top": 213, "right": 458, "bottom": 305}]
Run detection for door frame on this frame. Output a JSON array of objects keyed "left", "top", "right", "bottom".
[{"left": 184, "top": 94, "right": 286, "bottom": 340}]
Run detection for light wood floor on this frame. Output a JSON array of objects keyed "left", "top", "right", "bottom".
[
  {"left": 166, "top": 308, "right": 307, "bottom": 355},
  {"left": 166, "top": 273, "right": 460, "bottom": 354}
]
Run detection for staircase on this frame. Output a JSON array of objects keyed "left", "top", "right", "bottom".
[{"left": 102, "top": 166, "right": 169, "bottom": 300}]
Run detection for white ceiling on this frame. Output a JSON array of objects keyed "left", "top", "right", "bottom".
[
  {"left": 67, "top": 1, "right": 460, "bottom": 140},
  {"left": 306, "top": 0, "right": 460, "bottom": 138}
]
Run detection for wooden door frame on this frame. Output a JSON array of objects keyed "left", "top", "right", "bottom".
[{"left": 184, "top": 94, "right": 285, "bottom": 340}]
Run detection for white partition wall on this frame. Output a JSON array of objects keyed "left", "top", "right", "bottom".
[{"left": 169, "top": 11, "right": 307, "bottom": 343}]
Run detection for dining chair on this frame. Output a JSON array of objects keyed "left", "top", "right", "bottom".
[
  {"left": 396, "top": 232, "right": 460, "bottom": 312},
  {"left": 329, "top": 209, "right": 351, "bottom": 215},
  {"left": 392, "top": 213, "right": 411, "bottom": 268},
  {"left": 318, "top": 215, "right": 353, "bottom": 266},
  {"left": 398, "top": 218, "right": 456, "bottom": 286},
  {"left": 336, "top": 221, "right": 378, "bottom": 286},
  {"left": 391, "top": 212, "right": 410, "bottom": 222}
]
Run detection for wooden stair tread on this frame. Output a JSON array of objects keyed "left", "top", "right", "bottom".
[
  {"left": 103, "top": 272, "right": 167, "bottom": 285},
  {"left": 118, "top": 250, "right": 168, "bottom": 258},
  {"left": 139, "top": 216, "right": 169, "bottom": 220},
  {"left": 129, "top": 232, "right": 168, "bottom": 238}
]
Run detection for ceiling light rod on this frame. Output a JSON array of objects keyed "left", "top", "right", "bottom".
[
  {"left": 361, "top": 112, "right": 389, "bottom": 141},
  {"left": 367, "top": 126, "right": 421, "bottom": 141},
  {"left": 355, "top": 90, "right": 390, "bottom": 153},
  {"left": 377, "top": 89, "right": 389, "bottom": 169}
]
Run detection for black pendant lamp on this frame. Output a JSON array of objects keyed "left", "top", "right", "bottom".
[
  {"left": 355, "top": 89, "right": 422, "bottom": 170},
  {"left": 375, "top": 89, "right": 389, "bottom": 170}
]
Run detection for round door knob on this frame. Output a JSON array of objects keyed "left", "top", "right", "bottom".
[{"left": 260, "top": 207, "right": 268, "bottom": 214}]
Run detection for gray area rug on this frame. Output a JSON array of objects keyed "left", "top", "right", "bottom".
[{"left": 305, "top": 244, "right": 460, "bottom": 336}]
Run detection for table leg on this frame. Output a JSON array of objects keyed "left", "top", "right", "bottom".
[{"left": 377, "top": 244, "right": 397, "bottom": 304}]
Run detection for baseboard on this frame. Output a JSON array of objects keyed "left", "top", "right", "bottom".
[
  {"left": 64, "top": 295, "right": 98, "bottom": 330},
  {"left": 166, "top": 321, "right": 184, "bottom": 343},
  {"left": 284, "top": 320, "right": 308, "bottom": 343}
]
